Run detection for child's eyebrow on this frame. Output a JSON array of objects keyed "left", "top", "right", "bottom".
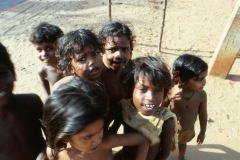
[{"left": 83, "top": 127, "right": 103, "bottom": 137}]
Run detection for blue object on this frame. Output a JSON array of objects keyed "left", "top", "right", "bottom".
[{"left": 0, "top": 0, "right": 26, "bottom": 10}]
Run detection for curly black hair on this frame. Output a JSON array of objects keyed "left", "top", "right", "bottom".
[
  {"left": 55, "top": 29, "right": 104, "bottom": 76},
  {"left": 29, "top": 22, "right": 63, "bottom": 44}
]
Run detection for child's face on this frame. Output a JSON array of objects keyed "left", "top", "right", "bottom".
[
  {"left": 0, "top": 62, "right": 14, "bottom": 107},
  {"left": 71, "top": 45, "right": 103, "bottom": 80},
  {"left": 102, "top": 35, "right": 132, "bottom": 71},
  {"left": 132, "top": 73, "right": 164, "bottom": 116},
  {"left": 183, "top": 70, "right": 208, "bottom": 92},
  {"left": 66, "top": 118, "right": 104, "bottom": 153},
  {"left": 34, "top": 42, "right": 57, "bottom": 66}
]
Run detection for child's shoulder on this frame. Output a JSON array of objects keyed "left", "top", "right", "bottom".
[{"left": 38, "top": 65, "right": 48, "bottom": 76}]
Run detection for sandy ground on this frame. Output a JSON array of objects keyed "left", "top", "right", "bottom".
[{"left": 1, "top": 0, "right": 240, "bottom": 159}]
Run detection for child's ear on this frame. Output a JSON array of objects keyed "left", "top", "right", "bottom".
[{"left": 61, "top": 136, "right": 69, "bottom": 143}]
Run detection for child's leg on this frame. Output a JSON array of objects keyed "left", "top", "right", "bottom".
[{"left": 178, "top": 143, "right": 186, "bottom": 160}]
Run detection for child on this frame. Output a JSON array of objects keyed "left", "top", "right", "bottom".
[
  {"left": 161, "top": 54, "right": 208, "bottom": 160},
  {"left": 0, "top": 42, "right": 46, "bottom": 159},
  {"left": 29, "top": 22, "right": 64, "bottom": 97},
  {"left": 114, "top": 56, "right": 178, "bottom": 160},
  {"left": 43, "top": 78, "right": 149, "bottom": 160},
  {"left": 98, "top": 21, "right": 134, "bottom": 130},
  {"left": 52, "top": 29, "right": 104, "bottom": 90}
]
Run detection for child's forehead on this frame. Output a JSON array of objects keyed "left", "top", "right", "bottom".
[{"left": 34, "top": 42, "right": 55, "bottom": 47}]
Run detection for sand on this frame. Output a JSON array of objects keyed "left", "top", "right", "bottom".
[{"left": 1, "top": 0, "right": 240, "bottom": 159}]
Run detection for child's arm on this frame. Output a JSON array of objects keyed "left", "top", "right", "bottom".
[
  {"left": 155, "top": 118, "right": 174, "bottom": 160},
  {"left": 38, "top": 67, "right": 51, "bottom": 96},
  {"left": 197, "top": 90, "right": 207, "bottom": 145},
  {"left": 105, "top": 132, "right": 149, "bottom": 160}
]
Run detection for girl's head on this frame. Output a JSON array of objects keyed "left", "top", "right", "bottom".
[
  {"left": 98, "top": 21, "right": 135, "bottom": 71},
  {"left": 172, "top": 54, "right": 208, "bottom": 90},
  {"left": 56, "top": 29, "right": 104, "bottom": 80},
  {"left": 43, "top": 78, "right": 109, "bottom": 157},
  {"left": 120, "top": 56, "right": 172, "bottom": 116}
]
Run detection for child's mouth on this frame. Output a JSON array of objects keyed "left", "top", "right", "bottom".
[{"left": 143, "top": 104, "right": 155, "bottom": 110}]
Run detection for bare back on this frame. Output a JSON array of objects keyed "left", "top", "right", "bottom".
[
  {"left": 168, "top": 85, "right": 207, "bottom": 131},
  {"left": 0, "top": 94, "right": 45, "bottom": 160}
]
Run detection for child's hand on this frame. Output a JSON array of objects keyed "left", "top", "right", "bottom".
[{"left": 196, "top": 133, "right": 205, "bottom": 145}]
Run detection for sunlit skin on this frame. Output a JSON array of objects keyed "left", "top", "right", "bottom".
[
  {"left": 65, "top": 118, "right": 104, "bottom": 154},
  {"left": 121, "top": 73, "right": 174, "bottom": 160},
  {"left": 71, "top": 45, "right": 103, "bottom": 80},
  {"left": 161, "top": 70, "right": 208, "bottom": 160},
  {"left": 132, "top": 74, "right": 164, "bottom": 116},
  {"left": 102, "top": 35, "right": 132, "bottom": 71},
  {"left": 33, "top": 42, "right": 63, "bottom": 96},
  {"left": 34, "top": 42, "right": 57, "bottom": 66},
  {"left": 101, "top": 35, "right": 132, "bottom": 127},
  {"left": 46, "top": 118, "right": 149, "bottom": 160}
]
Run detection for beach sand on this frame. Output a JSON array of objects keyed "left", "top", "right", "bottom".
[{"left": 1, "top": 0, "right": 240, "bottom": 159}]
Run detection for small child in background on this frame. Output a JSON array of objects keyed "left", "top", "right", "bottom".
[
  {"left": 43, "top": 78, "right": 149, "bottom": 160},
  {"left": 114, "top": 56, "right": 178, "bottom": 160},
  {"left": 29, "top": 22, "right": 64, "bottom": 97},
  {"left": 98, "top": 21, "right": 134, "bottom": 130},
  {"left": 161, "top": 54, "right": 208, "bottom": 160},
  {"left": 0, "top": 42, "right": 46, "bottom": 159},
  {"left": 52, "top": 29, "right": 104, "bottom": 90}
]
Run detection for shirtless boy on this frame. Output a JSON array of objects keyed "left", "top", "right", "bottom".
[
  {"left": 29, "top": 22, "right": 64, "bottom": 97},
  {"left": 0, "top": 43, "right": 46, "bottom": 160},
  {"left": 161, "top": 54, "right": 208, "bottom": 160}
]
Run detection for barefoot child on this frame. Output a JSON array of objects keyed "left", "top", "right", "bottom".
[
  {"left": 114, "top": 56, "right": 178, "bottom": 160},
  {"left": 43, "top": 78, "right": 149, "bottom": 160},
  {"left": 161, "top": 54, "right": 208, "bottom": 160},
  {"left": 29, "top": 22, "right": 64, "bottom": 97},
  {"left": 98, "top": 21, "right": 134, "bottom": 130},
  {"left": 52, "top": 29, "right": 104, "bottom": 90},
  {"left": 0, "top": 42, "right": 46, "bottom": 159}
]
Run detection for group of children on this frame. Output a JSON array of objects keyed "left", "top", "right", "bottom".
[{"left": 0, "top": 20, "right": 208, "bottom": 160}]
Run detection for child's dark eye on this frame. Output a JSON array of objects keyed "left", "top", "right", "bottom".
[
  {"left": 155, "top": 89, "right": 162, "bottom": 94},
  {"left": 92, "top": 51, "right": 100, "bottom": 56},
  {"left": 139, "top": 88, "right": 147, "bottom": 92},
  {"left": 122, "top": 47, "right": 130, "bottom": 52},
  {"left": 77, "top": 57, "right": 86, "bottom": 62},
  {"left": 107, "top": 48, "right": 116, "bottom": 53},
  {"left": 46, "top": 47, "right": 53, "bottom": 51},
  {"left": 83, "top": 136, "right": 91, "bottom": 140}
]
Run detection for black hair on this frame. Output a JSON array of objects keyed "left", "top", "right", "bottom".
[
  {"left": 55, "top": 29, "right": 104, "bottom": 76},
  {"left": 120, "top": 56, "right": 172, "bottom": 99},
  {"left": 29, "top": 22, "right": 63, "bottom": 44},
  {"left": 172, "top": 54, "right": 208, "bottom": 83},
  {"left": 0, "top": 42, "right": 16, "bottom": 80},
  {"left": 42, "top": 78, "right": 109, "bottom": 159},
  {"left": 98, "top": 21, "right": 135, "bottom": 51}
]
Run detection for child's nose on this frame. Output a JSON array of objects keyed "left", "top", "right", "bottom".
[
  {"left": 92, "top": 133, "right": 102, "bottom": 146},
  {"left": 40, "top": 50, "right": 47, "bottom": 56},
  {"left": 145, "top": 91, "right": 154, "bottom": 101}
]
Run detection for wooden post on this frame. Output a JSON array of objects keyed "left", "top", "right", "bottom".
[
  {"left": 158, "top": 0, "right": 167, "bottom": 52},
  {"left": 208, "top": 0, "right": 240, "bottom": 79},
  {"left": 109, "top": 0, "right": 112, "bottom": 22}
]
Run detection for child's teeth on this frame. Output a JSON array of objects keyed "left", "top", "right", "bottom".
[
  {"left": 145, "top": 104, "right": 154, "bottom": 109},
  {"left": 0, "top": 91, "right": 6, "bottom": 96}
]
